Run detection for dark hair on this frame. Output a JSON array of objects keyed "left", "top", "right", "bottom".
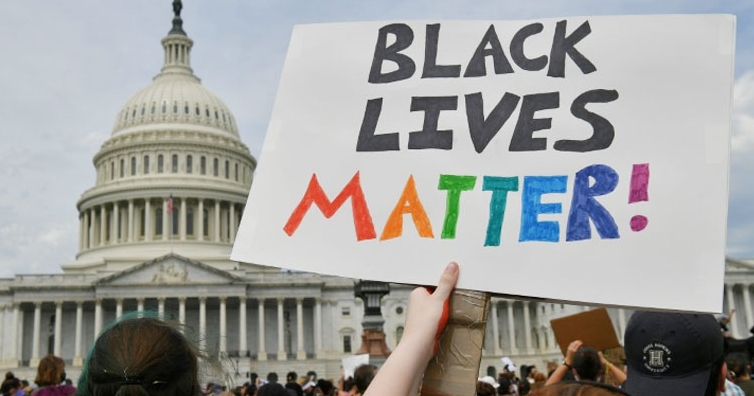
[
  {"left": 267, "top": 372, "right": 278, "bottom": 384},
  {"left": 572, "top": 347, "right": 602, "bottom": 381},
  {"left": 703, "top": 353, "right": 725, "bottom": 396},
  {"left": 315, "top": 379, "right": 332, "bottom": 395},
  {"left": 78, "top": 317, "right": 201, "bottom": 396},
  {"left": 286, "top": 372, "right": 297, "bottom": 383},
  {"left": 352, "top": 365, "right": 376, "bottom": 394},
  {"left": 726, "top": 352, "right": 749, "bottom": 378},
  {"left": 476, "top": 381, "right": 496, "bottom": 396},
  {"left": 35, "top": 355, "right": 66, "bottom": 386},
  {"left": 257, "top": 383, "right": 288, "bottom": 396},
  {"left": 528, "top": 381, "right": 630, "bottom": 395}
]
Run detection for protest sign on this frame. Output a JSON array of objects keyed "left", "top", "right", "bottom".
[
  {"left": 232, "top": 15, "right": 735, "bottom": 312},
  {"left": 550, "top": 308, "right": 622, "bottom": 356}
]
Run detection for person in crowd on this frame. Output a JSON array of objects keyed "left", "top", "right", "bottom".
[
  {"left": 350, "top": 365, "right": 376, "bottom": 396},
  {"left": 477, "top": 380, "right": 497, "bottom": 396},
  {"left": 257, "top": 383, "right": 288, "bottom": 396},
  {"left": 544, "top": 340, "right": 626, "bottom": 388},
  {"left": 2, "top": 377, "right": 22, "bottom": 396},
  {"left": 32, "top": 356, "right": 75, "bottom": 396},
  {"left": 285, "top": 372, "right": 303, "bottom": 396},
  {"left": 528, "top": 381, "right": 630, "bottom": 395},
  {"left": 267, "top": 373, "right": 279, "bottom": 385},
  {"left": 624, "top": 310, "right": 730, "bottom": 396},
  {"left": 530, "top": 372, "right": 547, "bottom": 391},
  {"left": 726, "top": 353, "right": 754, "bottom": 395},
  {"left": 312, "top": 379, "right": 333, "bottom": 396},
  {"left": 362, "top": 262, "right": 458, "bottom": 396},
  {"left": 77, "top": 316, "right": 201, "bottom": 396}
]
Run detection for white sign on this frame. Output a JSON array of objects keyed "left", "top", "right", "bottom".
[{"left": 232, "top": 15, "right": 735, "bottom": 313}]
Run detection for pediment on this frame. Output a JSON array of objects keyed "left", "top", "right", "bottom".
[
  {"left": 95, "top": 254, "right": 243, "bottom": 286},
  {"left": 726, "top": 257, "right": 754, "bottom": 273}
]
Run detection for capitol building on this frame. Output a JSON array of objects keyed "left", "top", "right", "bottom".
[{"left": 1, "top": 2, "right": 752, "bottom": 384}]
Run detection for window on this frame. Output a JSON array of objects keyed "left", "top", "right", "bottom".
[
  {"left": 341, "top": 307, "right": 351, "bottom": 317},
  {"left": 184, "top": 104, "right": 189, "bottom": 114},
  {"left": 141, "top": 106, "right": 145, "bottom": 115},
  {"left": 200, "top": 156, "right": 206, "bottom": 175},
  {"left": 171, "top": 154, "right": 178, "bottom": 173},
  {"left": 110, "top": 161, "right": 114, "bottom": 180},
  {"left": 343, "top": 335, "right": 352, "bottom": 353},
  {"left": 143, "top": 155, "right": 150, "bottom": 174},
  {"left": 151, "top": 104, "right": 155, "bottom": 114},
  {"left": 155, "top": 209, "right": 163, "bottom": 236},
  {"left": 234, "top": 163, "right": 238, "bottom": 181},
  {"left": 162, "top": 102, "right": 167, "bottom": 114},
  {"left": 213, "top": 158, "right": 219, "bottom": 176},
  {"left": 131, "top": 157, "right": 136, "bottom": 176},
  {"left": 224, "top": 160, "right": 229, "bottom": 179},
  {"left": 120, "top": 159, "right": 124, "bottom": 178},
  {"left": 173, "top": 103, "right": 178, "bottom": 114},
  {"left": 157, "top": 155, "right": 164, "bottom": 173},
  {"left": 186, "top": 155, "right": 193, "bottom": 174},
  {"left": 139, "top": 208, "right": 145, "bottom": 237},
  {"left": 186, "top": 207, "right": 194, "bottom": 235},
  {"left": 195, "top": 106, "right": 200, "bottom": 116},
  {"left": 203, "top": 209, "right": 209, "bottom": 237}
]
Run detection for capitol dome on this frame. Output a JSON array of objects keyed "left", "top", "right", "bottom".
[{"left": 69, "top": 5, "right": 256, "bottom": 274}]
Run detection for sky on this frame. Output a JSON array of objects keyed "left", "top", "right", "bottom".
[{"left": 0, "top": 1, "right": 753, "bottom": 278}]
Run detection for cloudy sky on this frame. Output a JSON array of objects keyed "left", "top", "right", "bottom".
[{"left": 0, "top": 1, "right": 752, "bottom": 278}]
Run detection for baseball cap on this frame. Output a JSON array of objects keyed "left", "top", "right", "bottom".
[{"left": 624, "top": 311, "right": 724, "bottom": 396}]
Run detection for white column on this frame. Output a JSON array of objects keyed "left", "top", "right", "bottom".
[
  {"left": 618, "top": 309, "right": 627, "bottom": 344},
  {"left": 548, "top": 326, "right": 557, "bottom": 352},
  {"left": 491, "top": 299, "right": 502, "bottom": 355},
  {"left": 277, "top": 298, "right": 286, "bottom": 360},
  {"left": 158, "top": 297, "right": 165, "bottom": 318},
  {"left": 127, "top": 199, "right": 134, "bottom": 242},
  {"left": 180, "top": 198, "right": 187, "bottom": 241},
  {"left": 726, "top": 284, "right": 741, "bottom": 338},
  {"left": 239, "top": 296, "right": 247, "bottom": 356},
  {"left": 113, "top": 202, "right": 120, "bottom": 244},
  {"left": 258, "top": 299, "right": 267, "bottom": 361},
  {"left": 99, "top": 206, "right": 106, "bottom": 246},
  {"left": 314, "top": 298, "right": 323, "bottom": 358},
  {"left": 507, "top": 300, "right": 518, "bottom": 354},
  {"left": 197, "top": 199, "right": 204, "bottom": 241},
  {"left": 54, "top": 301, "right": 63, "bottom": 356},
  {"left": 137, "top": 298, "right": 145, "bottom": 313},
  {"left": 73, "top": 301, "right": 83, "bottom": 366},
  {"left": 162, "top": 199, "right": 169, "bottom": 241},
  {"left": 230, "top": 203, "right": 236, "bottom": 242},
  {"left": 523, "top": 301, "right": 533, "bottom": 354},
  {"left": 199, "top": 297, "right": 207, "bottom": 351},
  {"left": 296, "top": 298, "right": 305, "bottom": 360},
  {"left": 219, "top": 297, "right": 227, "bottom": 355},
  {"left": 214, "top": 201, "right": 221, "bottom": 242},
  {"left": 145, "top": 199, "right": 152, "bottom": 241},
  {"left": 115, "top": 299, "right": 123, "bottom": 319},
  {"left": 179, "top": 297, "right": 186, "bottom": 325},
  {"left": 534, "top": 303, "right": 545, "bottom": 351},
  {"left": 31, "top": 302, "right": 41, "bottom": 366},
  {"left": 94, "top": 299, "right": 103, "bottom": 338},
  {"left": 743, "top": 284, "right": 754, "bottom": 331}
]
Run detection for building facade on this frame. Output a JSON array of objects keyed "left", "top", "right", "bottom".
[{"left": 0, "top": 2, "right": 751, "bottom": 385}]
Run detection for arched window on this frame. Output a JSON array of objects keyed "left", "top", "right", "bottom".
[
  {"left": 131, "top": 157, "right": 136, "bottom": 176},
  {"left": 213, "top": 158, "right": 219, "bottom": 177},
  {"left": 224, "top": 160, "right": 229, "bottom": 179},
  {"left": 155, "top": 208, "right": 163, "bottom": 236},
  {"left": 157, "top": 154, "right": 164, "bottom": 173},
  {"left": 186, "top": 155, "right": 193, "bottom": 174},
  {"left": 143, "top": 155, "right": 150, "bottom": 174},
  {"left": 172, "top": 154, "right": 178, "bottom": 173},
  {"left": 110, "top": 161, "right": 115, "bottom": 180},
  {"left": 234, "top": 163, "right": 238, "bottom": 181},
  {"left": 200, "top": 156, "right": 206, "bottom": 175},
  {"left": 120, "top": 159, "right": 124, "bottom": 178},
  {"left": 162, "top": 101, "right": 167, "bottom": 114}
]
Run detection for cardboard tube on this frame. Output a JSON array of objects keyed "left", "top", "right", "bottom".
[{"left": 420, "top": 289, "right": 490, "bottom": 396}]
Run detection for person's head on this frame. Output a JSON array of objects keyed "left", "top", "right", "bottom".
[
  {"left": 267, "top": 372, "right": 279, "bottom": 384},
  {"left": 476, "top": 380, "right": 496, "bottom": 396},
  {"left": 572, "top": 346, "right": 602, "bottom": 381},
  {"left": 256, "top": 383, "right": 288, "bottom": 396},
  {"left": 78, "top": 317, "right": 201, "bottom": 396},
  {"left": 286, "top": 372, "right": 297, "bottom": 384},
  {"left": 726, "top": 352, "right": 750, "bottom": 380},
  {"left": 35, "top": 355, "right": 67, "bottom": 387},
  {"left": 351, "top": 365, "right": 376, "bottom": 395},
  {"left": 314, "top": 380, "right": 332, "bottom": 396},
  {"left": 528, "top": 382, "right": 630, "bottom": 396},
  {"left": 306, "top": 372, "right": 316, "bottom": 382},
  {"left": 624, "top": 311, "right": 726, "bottom": 396}
]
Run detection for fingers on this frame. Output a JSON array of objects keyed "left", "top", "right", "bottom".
[{"left": 432, "top": 262, "right": 459, "bottom": 302}]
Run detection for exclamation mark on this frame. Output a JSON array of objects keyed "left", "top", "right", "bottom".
[{"left": 628, "top": 163, "right": 649, "bottom": 232}]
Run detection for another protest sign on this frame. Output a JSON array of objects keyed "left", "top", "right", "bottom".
[{"left": 550, "top": 307, "right": 622, "bottom": 356}]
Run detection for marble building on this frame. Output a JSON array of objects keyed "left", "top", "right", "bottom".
[{"left": 0, "top": 2, "right": 751, "bottom": 385}]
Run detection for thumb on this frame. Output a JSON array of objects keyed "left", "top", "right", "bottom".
[{"left": 432, "top": 262, "right": 459, "bottom": 302}]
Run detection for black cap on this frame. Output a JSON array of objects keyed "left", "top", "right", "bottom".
[{"left": 624, "top": 311, "right": 723, "bottom": 396}]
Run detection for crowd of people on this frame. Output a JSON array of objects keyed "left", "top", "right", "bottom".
[{"left": 4, "top": 262, "right": 754, "bottom": 396}]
